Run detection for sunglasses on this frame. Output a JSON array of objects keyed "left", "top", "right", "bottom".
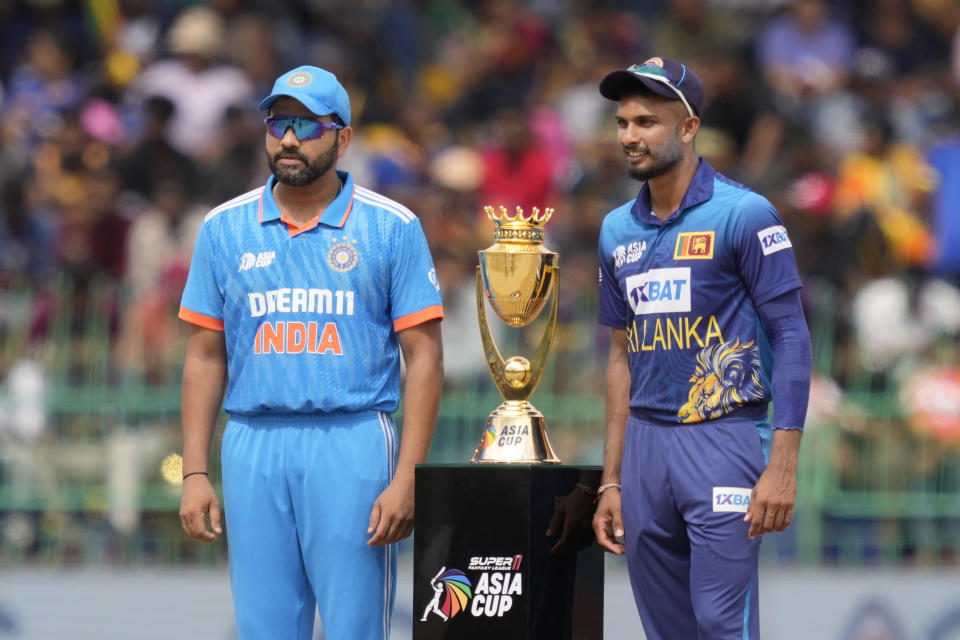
[
  {"left": 264, "top": 115, "right": 344, "bottom": 141},
  {"left": 627, "top": 63, "right": 695, "bottom": 118}
]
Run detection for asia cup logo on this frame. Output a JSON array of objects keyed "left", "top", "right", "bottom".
[
  {"left": 287, "top": 70, "right": 313, "bottom": 88},
  {"left": 479, "top": 426, "right": 497, "bottom": 451},
  {"left": 328, "top": 236, "right": 359, "bottom": 272},
  {"left": 420, "top": 567, "right": 472, "bottom": 622},
  {"left": 239, "top": 253, "right": 256, "bottom": 272}
]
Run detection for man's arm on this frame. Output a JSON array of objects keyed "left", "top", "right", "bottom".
[
  {"left": 592, "top": 328, "right": 630, "bottom": 555},
  {"left": 367, "top": 318, "right": 443, "bottom": 546},
  {"left": 179, "top": 324, "right": 227, "bottom": 542},
  {"left": 744, "top": 289, "right": 811, "bottom": 539}
]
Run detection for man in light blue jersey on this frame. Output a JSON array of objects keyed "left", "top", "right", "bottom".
[
  {"left": 177, "top": 65, "right": 444, "bottom": 640},
  {"left": 591, "top": 57, "right": 811, "bottom": 640}
]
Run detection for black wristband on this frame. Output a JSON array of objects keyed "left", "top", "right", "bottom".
[{"left": 182, "top": 471, "right": 209, "bottom": 480}]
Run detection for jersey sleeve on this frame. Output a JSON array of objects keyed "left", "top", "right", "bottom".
[
  {"left": 179, "top": 219, "right": 225, "bottom": 331},
  {"left": 731, "top": 192, "right": 803, "bottom": 306},
  {"left": 597, "top": 225, "right": 631, "bottom": 329},
  {"left": 389, "top": 218, "right": 444, "bottom": 332}
]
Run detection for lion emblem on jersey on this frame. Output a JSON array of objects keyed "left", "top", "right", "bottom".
[{"left": 677, "top": 339, "right": 764, "bottom": 423}]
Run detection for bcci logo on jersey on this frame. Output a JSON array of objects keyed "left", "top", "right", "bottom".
[
  {"left": 757, "top": 225, "right": 792, "bottom": 256},
  {"left": 624, "top": 267, "right": 691, "bottom": 315}
]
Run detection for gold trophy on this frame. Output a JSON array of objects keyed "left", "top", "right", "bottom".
[{"left": 471, "top": 205, "right": 561, "bottom": 464}]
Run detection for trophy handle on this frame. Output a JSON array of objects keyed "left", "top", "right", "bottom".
[{"left": 475, "top": 266, "right": 559, "bottom": 401}]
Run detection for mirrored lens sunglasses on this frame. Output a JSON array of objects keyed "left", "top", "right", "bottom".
[{"left": 264, "top": 115, "right": 343, "bottom": 141}]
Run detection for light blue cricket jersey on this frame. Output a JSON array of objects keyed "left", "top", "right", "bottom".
[
  {"left": 598, "top": 160, "right": 802, "bottom": 425},
  {"left": 180, "top": 170, "right": 443, "bottom": 415}
]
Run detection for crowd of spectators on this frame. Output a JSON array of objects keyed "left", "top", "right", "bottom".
[{"left": 1, "top": 0, "right": 960, "bottom": 561}]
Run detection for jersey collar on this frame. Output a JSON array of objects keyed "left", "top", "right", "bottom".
[
  {"left": 259, "top": 169, "right": 356, "bottom": 230},
  {"left": 630, "top": 158, "right": 715, "bottom": 226}
]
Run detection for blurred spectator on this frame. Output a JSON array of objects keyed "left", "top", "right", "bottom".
[
  {"left": 118, "top": 95, "right": 197, "bottom": 202},
  {"left": 757, "top": 0, "right": 855, "bottom": 102},
  {"left": 649, "top": 0, "right": 743, "bottom": 66},
  {"left": 126, "top": 5, "right": 254, "bottom": 159},
  {"left": 54, "top": 163, "right": 129, "bottom": 283},
  {"left": 927, "top": 129, "right": 960, "bottom": 278},
  {"left": 756, "top": 0, "right": 858, "bottom": 151},
  {"left": 114, "top": 173, "right": 203, "bottom": 385},
  {"left": 851, "top": 276, "right": 960, "bottom": 372},
  {"left": 2, "top": 28, "right": 87, "bottom": 152},
  {"left": 698, "top": 45, "right": 785, "bottom": 184},
  {"left": 832, "top": 110, "right": 937, "bottom": 270},
  {"left": 199, "top": 103, "right": 267, "bottom": 204},
  {"left": 0, "top": 174, "right": 55, "bottom": 287},
  {"left": 479, "top": 106, "right": 557, "bottom": 214}
]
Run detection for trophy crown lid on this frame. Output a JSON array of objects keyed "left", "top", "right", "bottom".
[
  {"left": 484, "top": 205, "right": 553, "bottom": 245},
  {"left": 484, "top": 205, "right": 553, "bottom": 227}
]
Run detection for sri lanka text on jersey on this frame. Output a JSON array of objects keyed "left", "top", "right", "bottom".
[{"left": 625, "top": 316, "right": 724, "bottom": 353}]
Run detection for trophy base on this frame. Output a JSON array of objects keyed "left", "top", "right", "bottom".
[{"left": 470, "top": 401, "right": 561, "bottom": 464}]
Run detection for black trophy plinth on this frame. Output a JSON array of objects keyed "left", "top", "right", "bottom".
[{"left": 412, "top": 465, "right": 603, "bottom": 640}]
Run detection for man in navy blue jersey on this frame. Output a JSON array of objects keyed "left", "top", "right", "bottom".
[{"left": 591, "top": 57, "right": 811, "bottom": 640}]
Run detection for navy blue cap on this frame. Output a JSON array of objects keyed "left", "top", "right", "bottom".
[
  {"left": 599, "top": 57, "right": 704, "bottom": 117},
  {"left": 259, "top": 66, "right": 351, "bottom": 126}
]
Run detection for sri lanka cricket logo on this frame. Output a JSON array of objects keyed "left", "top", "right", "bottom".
[
  {"left": 677, "top": 339, "right": 764, "bottom": 423},
  {"left": 421, "top": 567, "right": 472, "bottom": 622}
]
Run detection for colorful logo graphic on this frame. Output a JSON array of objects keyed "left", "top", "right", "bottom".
[
  {"left": 421, "top": 567, "right": 472, "bottom": 622},
  {"left": 677, "top": 339, "right": 764, "bottom": 423},
  {"left": 480, "top": 426, "right": 497, "bottom": 450},
  {"left": 328, "top": 238, "right": 359, "bottom": 272},
  {"left": 675, "top": 231, "right": 715, "bottom": 259},
  {"left": 287, "top": 71, "right": 313, "bottom": 88}
]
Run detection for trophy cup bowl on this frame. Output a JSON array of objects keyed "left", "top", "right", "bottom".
[
  {"left": 479, "top": 249, "right": 556, "bottom": 327},
  {"left": 471, "top": 206, "right": 561, "bottom": 464}
]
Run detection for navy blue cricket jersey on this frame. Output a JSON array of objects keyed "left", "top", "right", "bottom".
[{"left": 598, "top": 160, "right": 802, "bottom": 425}]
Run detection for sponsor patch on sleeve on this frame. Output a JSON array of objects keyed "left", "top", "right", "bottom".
[
  {"left": 712, "top": 486, "right": 752, "bottom": 513},
  {"left": 757, "top": 225, "right": 792, "bottom": 255}
]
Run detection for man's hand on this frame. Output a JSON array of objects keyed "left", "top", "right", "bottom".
[
  {"left": 592, "top": 489, "right": 626, "bottom": 555},
  {"left": 367, "top": 475, "right": 415, "bottom": 546},
  {"left": 744, "top": 464, "right": 797, "bottom": 539},
  {"left": 744, "top": 428, "right": 802, "bottom": 539},
  {"left": 179, "top": 475, "right": 222, "bottom": 542},
  {"left": 546, "top": 486, "right": 596, "bottom": 554}
]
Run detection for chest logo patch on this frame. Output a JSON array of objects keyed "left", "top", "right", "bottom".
[
  {"left": 328, "top": 236, "right": 359, "bottom": 272},
  {"left": 613, "top": 241, "right": 647, "bottom": 269},
  {"left": 674, "top": 232, "right": 714, "bottom": 259},
  {"left": 239, "top": 251, "right": 276, "bottom": 272},
  {"left": 757, "top": 225, "right": 792, "bottom": 255}
]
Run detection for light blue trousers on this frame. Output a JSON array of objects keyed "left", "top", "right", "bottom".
[{"left": 221, "top": 411, "right": 397, "bottom": 640}]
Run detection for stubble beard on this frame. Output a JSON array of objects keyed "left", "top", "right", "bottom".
[
  {"left": 268, "top": 137, "right": 339, "bottom": 186},
  {"left": 627, "top": 133, "right": 683, "bottom": 182}
]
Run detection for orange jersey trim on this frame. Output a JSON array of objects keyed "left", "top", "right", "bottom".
[
  {"left": 179, "top": 306, "right": 225, "bottom": 331},
  {"left": 336, "top": 190, "right": 355, "bottom": 227},
  {"left": 393, "top": 305, "right": 444, "bottom": 332},
  {"left": 282, "top": 212, "right": 320, "bottom": 237}
]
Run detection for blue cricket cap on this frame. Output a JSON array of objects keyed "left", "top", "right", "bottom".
[
  {"left": 259, "top": 66, "right": 351, "bottom": 126},
  {"left": 599, "top": 57, "right": 704, "bottom": 117}
]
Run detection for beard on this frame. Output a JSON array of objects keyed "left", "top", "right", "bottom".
[
  {"left": 626, "top": 133, "right": 683, "bottom": 182},
  {"left": 268, "top": 137, "right": 339, "bottom": 186}
]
